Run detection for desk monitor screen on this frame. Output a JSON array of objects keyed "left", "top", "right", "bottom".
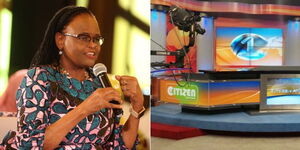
[{"left": 260, "top": 74, "right": 300, "bottom": 111}]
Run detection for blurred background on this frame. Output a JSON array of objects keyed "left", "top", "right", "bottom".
[{"left": 0, "top": 0, "right": 150, "bottom": 149}]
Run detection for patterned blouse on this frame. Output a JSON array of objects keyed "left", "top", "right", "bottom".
[{"left": 1, "top": 66, "right": 136, "bottom": 150}]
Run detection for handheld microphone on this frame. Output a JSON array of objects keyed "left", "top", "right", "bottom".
[{"left": 93, "top": 63, "right": 120, "bottom": 105}]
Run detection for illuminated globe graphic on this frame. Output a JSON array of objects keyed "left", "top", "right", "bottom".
[{"left": 230, "top": 33, "right": 268, "bottom": 60}]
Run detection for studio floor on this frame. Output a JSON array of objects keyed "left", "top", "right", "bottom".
[
  {"left": 151, "top": 133, "right": 300, "bottom": 150},
  {"left": 151, "top": 103, "right": 300, "bottom": 150}
]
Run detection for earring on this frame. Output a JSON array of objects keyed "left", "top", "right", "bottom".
[{"left": 59, "top": 50, "right": 63, "bottom": 55}]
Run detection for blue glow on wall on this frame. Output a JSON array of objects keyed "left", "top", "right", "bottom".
[{"left": 151, "top": 10, "right": 158, "bottom": 22}]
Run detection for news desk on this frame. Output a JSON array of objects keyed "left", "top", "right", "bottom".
[
  {"left": 154, "top": 67, "right": 300, "bottom": 110},
  {"left": 152, "top": 67, "right": 300, "bottom": 132}
]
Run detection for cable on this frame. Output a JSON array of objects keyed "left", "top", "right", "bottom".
[
  {"left": 151, "top": 68, "right": 191, "bottom": 74},
  {"left": 169, "top": 10, "right": 193, "bottom": 87},
  {"left": 151, "top": 6, "right": 198, "bottom": 87},
  {"left": 151, "top": 39, "right": 169, "bottom": 51}
]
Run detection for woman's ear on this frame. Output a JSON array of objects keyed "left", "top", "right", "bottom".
[{"left": 55, "top": 32, "right": 65, "bottom": 50}]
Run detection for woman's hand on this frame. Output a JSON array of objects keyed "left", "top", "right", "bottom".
[
  {"left": 81, "top": 87, "right": 123, "bottom": 115},
  {"left": 115, "top": 75, "right": 144, "bottom": 111}
]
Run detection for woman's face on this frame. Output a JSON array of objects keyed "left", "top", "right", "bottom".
[{"left": 58, "top": 13, "right": 101, "bottom": 68}]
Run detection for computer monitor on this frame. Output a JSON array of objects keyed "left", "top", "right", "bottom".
[{"left": 260, "top": 74, "right": 300, "bottom": 111}]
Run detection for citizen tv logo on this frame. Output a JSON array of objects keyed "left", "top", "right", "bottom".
[{"left": 167, "top": 85, "right": 198, "bottom": 100}]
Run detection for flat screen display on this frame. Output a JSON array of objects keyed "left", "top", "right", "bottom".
[
  {"left": 260, "top": 74, "right": 300, "bottom": 111},
  {"left": 216, "top": 27, "right": 283, "bottom": 70}
]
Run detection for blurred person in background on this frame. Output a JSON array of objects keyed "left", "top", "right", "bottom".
[{"left": 0, "top": 69, "right": 27, "bottom": 115}]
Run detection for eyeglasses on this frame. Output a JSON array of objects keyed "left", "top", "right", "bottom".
[{"left": 61, "top": 32, "right": 104, "bottom": 46}]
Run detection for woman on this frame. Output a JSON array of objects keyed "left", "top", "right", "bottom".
[{"left": 1, "top": 6, "right": 145, "bottom": 150}]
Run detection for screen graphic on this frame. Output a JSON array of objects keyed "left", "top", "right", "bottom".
[
  {"left": 216, "top": 27, "right": 283, "bottom": 70},
  {"left": 260, "top": 74, "right": 300, "bottom": 111},
  {"left": 266, "top": 78, "right": 300, "bottom": 105}
]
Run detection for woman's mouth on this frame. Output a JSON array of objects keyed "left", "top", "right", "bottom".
[{"left": 85, "top": 52, "right": 96, "bottom": 59}]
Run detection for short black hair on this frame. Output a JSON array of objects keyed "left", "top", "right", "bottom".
[{"left": 30, "top": 5, "right": 94, "bottom": 67}]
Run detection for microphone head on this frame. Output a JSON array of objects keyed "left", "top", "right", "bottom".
[{"left": 93, "top": 63, "right": 107, "bottom": 76}]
